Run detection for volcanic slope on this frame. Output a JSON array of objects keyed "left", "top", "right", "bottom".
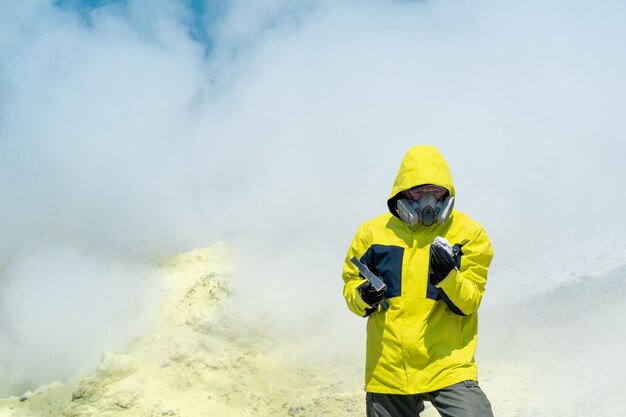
[{"left": 0, "top": 245, "right": 365, "bottom": 417}]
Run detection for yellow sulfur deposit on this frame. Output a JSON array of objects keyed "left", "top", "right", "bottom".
[{"left": 0, "top": 245, "right": 367, "bottom": 417}]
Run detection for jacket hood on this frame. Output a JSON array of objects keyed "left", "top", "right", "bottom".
[{"left": 387, "top": 145, "right": 456, "bottom": 218}]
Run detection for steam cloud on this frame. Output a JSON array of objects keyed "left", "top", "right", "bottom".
[{"left": 1, "top": 0, "right": 625, "bottom": 411}]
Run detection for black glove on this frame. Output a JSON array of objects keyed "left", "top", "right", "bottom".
[
  {"left": 429, "top": 244, "right": 456, "bottom": 285},
  {"left": 359, "top": 282, "right": 387, "bottom": 306}
]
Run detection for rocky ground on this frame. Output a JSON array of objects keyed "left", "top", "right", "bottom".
[{"left": 0, "top": 245, "right": 371, "bottom": 417}]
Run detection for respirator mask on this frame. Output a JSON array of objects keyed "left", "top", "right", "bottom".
[{"left": 396, "top": 187, "right": 455, "bottom": 227}]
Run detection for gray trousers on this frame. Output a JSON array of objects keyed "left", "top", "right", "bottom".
[{"left": 366, "top": 380, "right": 494, "bottom": 417}]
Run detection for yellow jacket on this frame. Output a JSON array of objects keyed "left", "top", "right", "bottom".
[{"left": 342, "top": 145, "right": 494, "bottom": 394}]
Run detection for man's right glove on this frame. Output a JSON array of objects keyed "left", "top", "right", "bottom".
[
  {"left": 429, "top": 243, "right": 456, "bottom": 285},
  {"left": 359, "top": 281, "right": 387, "bottom": 306}
]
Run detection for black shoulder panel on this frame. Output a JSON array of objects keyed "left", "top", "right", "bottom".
[{"left": 360, "top": 244, "right": 404, "bottom": 298}]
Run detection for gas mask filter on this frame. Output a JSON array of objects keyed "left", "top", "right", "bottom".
[{"left": 396, "top": 193, "right": 455, "bottom": 227}]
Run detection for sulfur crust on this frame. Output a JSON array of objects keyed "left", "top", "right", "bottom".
[{"left": 0, "top": 244, "right": 366, "bottom": 417}]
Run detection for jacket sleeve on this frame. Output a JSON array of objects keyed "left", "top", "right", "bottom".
[
  {"left": 342, "top": 224, "right": 375, "bottom": 317},
  {"left": 436, "top": 226, "right": 494, "bottom": 316}
]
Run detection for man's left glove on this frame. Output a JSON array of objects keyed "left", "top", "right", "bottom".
[
  {"left": 359, "top": 282, "right": 387, "bottom": 307},
  {"left": 429, "top": 243, "right": 456, "bottom": 285}
]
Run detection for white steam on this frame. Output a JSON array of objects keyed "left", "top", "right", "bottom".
[
  {"left": 0, "top": 239, "right": 159, "bottom": 394},
  {"left": 0, "top": 0, "right": 625, "bottom": 411}
]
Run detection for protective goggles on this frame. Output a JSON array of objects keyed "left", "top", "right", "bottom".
[{"left": 404, "top": 184, "right": 448, "bottom": 200}]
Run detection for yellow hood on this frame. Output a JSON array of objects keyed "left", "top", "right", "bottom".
[{"left": 387, "top": 145, "right": 455, "bottom": 218}]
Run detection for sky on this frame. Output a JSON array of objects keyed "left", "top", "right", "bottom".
[{"left": 1, "top": 0, "right": 626, "bottom": 409}]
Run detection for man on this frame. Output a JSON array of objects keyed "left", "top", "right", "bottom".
[{"left": 342, "top": 145, "right": 494, "bottom": 417}]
